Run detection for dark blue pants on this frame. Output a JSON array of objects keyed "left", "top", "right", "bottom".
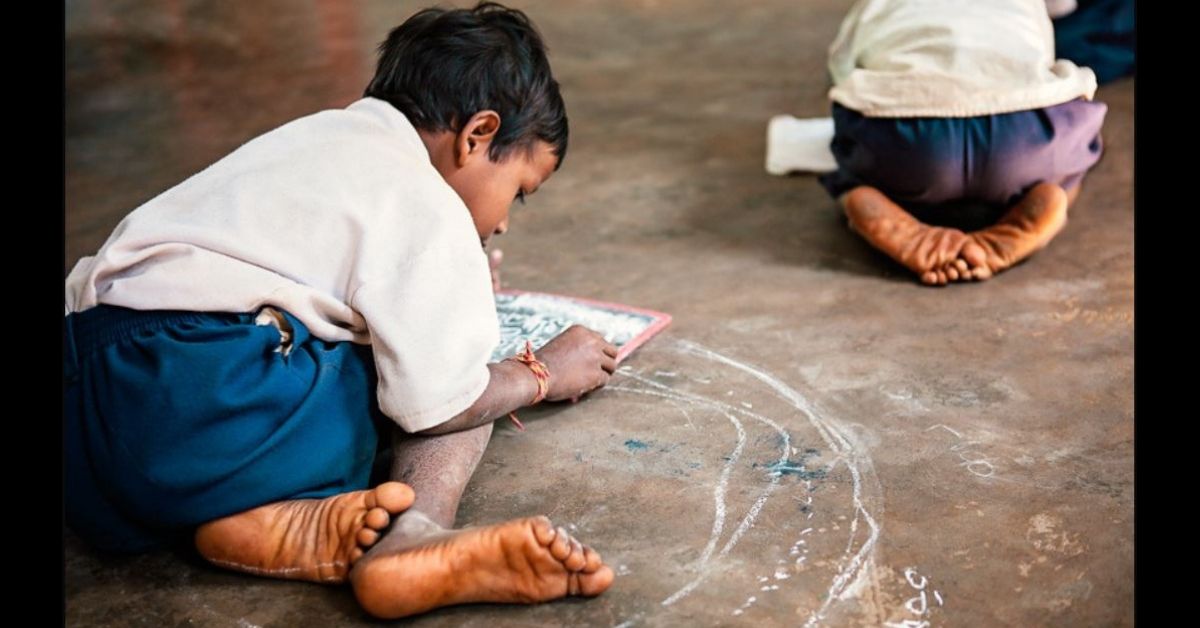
[
  {"left": 820, "top": 98, "right": 1107, "bottom": 212},
  {"left": 64, "top": 305, "right": 386, "bottom": 552}
]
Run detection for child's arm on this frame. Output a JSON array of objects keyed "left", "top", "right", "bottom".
[
  {"left": 416, "top": 325, "right": 618, "bottom": 435},
  {"left": 489, "top": 248, "right": 503, "bottom": 292}
]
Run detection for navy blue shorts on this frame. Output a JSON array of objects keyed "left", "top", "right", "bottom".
[
  {"left": 819, "top": 98, "right": 1107, "bottom": 209},
  {"left": 64, "top": 305, "right": 387, "bottom": 553}
]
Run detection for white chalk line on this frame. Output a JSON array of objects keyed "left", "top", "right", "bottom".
[
  {"left": 604, "top": 340, "right": 882, "bottom": 625},
  {"left": 608, "top": 380, "right": 788, "bottom": 606},
  {"left": 672, "top": 341, "right": 882, "bottom": 627}
]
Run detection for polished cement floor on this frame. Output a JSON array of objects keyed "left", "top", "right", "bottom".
[{"left": 65, "top": 1, "right": 1133, "bottom": 625}]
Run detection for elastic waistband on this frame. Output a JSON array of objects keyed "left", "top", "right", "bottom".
[{"left": 63, "top": 306, "right": 249, "bottom": 378}]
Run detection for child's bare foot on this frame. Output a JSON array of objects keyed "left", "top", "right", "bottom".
[
  {"left": 841, "top": 186, "right": 971, "bottom": 286},
  {"left": 351, "top": 513, "right": 614, "bottom": 619},
  {"left": 948, "top": 183, "right": 1069, "bottom": 282},
  {"left": 194, "top": 482, "right": 415, "bottom": 583}
]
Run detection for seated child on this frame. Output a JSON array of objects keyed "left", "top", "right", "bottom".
[
  {"left": 820, "top": 0, "right": 1108, "bottom": 285},
  {"left": 64, "top": 2, "right": 616, "bottom": 618}
]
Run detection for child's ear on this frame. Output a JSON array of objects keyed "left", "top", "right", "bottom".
[{"left": 455, "top": 110, "right": 501, "bottom": 167}]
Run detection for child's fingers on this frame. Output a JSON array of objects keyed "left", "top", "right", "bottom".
[
  {"left": 601, "top": 342, "right": 618, "bottom": 358},
  {"left": 600, "top": 355, "right": 617, "bottom": 374}
]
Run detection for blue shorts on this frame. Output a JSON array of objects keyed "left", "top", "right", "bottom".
[
  {"left": 819, "top": 98, "right": 1108, "bottom": 210},
  {"left": 64, "top": 305, "right": 387, "bottom": 552}
]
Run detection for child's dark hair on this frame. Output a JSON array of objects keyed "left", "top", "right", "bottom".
[{"left": 365, "top": 2, "right": 568, "bottom": 168}]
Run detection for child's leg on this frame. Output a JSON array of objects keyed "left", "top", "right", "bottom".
[
  {"left": 348, "top": 423, "right": 614, "bottom": 619},
  {"left": 193, "top": 482, "right": 415, "bottom": 583},
  {"left": 65, "top": 305, "right": 411, "bottom": 582},
  {"left": 825, "top": 99, "right": 1103, "bottom": 284},
  {"left": 384, "top": 421, "right": 494, "bottom": 528},
  {"left": 840, "top": 185, "right": 975, "bottom": 285},
  {"left": 932, "top": 99, "right": 1105, "bottom": 281},
  {"left": 823, "top": 105, "right": 978, "bottom": 285},
  {"left": 949, "top": 182, "right": 1071, "bottom": 281}
]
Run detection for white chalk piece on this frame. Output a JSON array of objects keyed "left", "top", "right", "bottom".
[{"left": 765, "top": 115, "right": 838, "bottom": 175}]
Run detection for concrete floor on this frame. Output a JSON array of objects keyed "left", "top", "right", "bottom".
[{"left": 64, "top": 1, "right": 1134, "bottom": 625}]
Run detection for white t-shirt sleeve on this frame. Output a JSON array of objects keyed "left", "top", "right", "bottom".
[{"left": 352, "top": 242, "right": 500, "bottom": 433}]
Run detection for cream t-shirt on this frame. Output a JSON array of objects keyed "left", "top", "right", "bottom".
[
  {"left": 65, "top": 98, "right": 499, "bottom": 433},
  {"left": 828, "top": 0, "right": 1097, "bottom": 118}
]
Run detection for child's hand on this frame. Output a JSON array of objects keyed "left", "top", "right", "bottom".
[
  {"left": 535, "top": 325, "right": 618, "bottom": 401},
  {"left": 489, "top": 249, "right": 503, "bottom": 293}
]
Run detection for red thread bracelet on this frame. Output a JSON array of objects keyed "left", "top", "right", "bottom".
[{"left": 504, "top": 340, "right": 550, "bottom": 431}]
